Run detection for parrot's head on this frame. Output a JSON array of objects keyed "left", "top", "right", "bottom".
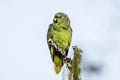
[{"left": 53, "top": 12, "right": 70, "bottom": 26}]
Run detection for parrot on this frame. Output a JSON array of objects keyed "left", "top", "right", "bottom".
[{"left": 47, "top": 12, "right": 72, "bottom": 74}]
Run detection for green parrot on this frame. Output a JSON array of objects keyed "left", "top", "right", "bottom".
[{"left": 47, "top": 13, "right": 72, "bottom": 74}]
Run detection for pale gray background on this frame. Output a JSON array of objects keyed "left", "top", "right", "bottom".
[{"left": 0, "top": 0, "right": 120, "bottom": 80}]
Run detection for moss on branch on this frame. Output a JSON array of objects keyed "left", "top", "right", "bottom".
[{"left": 67, "top": 46, "right": 82, "bottom": 80}]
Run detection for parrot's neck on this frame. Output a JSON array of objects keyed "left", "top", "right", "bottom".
[
  {"left": 53, "top": 22, "right": 69, "bottom": 26},
  {"left": 52, "top": 23, "right": 69, "bottom": 31}
]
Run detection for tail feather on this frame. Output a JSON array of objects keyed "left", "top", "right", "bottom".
[
  {"left": 54, "top": 64, "right": 62, "bottom": 74},
  {"left": 54, "top": 55, "right": 63, "bottom": 74}
]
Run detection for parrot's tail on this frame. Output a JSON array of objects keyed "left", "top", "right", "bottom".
[
  {"left": 54, "top": 55, "right": 63, "bottom": 74},
  {"left": 54, "top": 64, "right": 62, "bottom": 74}
]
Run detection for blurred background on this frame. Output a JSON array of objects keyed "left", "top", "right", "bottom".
[{"left": 0, "top": 0, "right": 120, "bottom": 80}]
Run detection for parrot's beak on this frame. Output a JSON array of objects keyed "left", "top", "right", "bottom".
[{"left": 53, "top": 18, "right": 57, "bottom": 23}]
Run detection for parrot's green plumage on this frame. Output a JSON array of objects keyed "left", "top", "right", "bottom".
[{"left": 47, "top": 13, "right": 72, "bottom": 74}]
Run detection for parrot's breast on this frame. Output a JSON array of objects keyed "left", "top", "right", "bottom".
[{"left": 52, "top": 26, "right": 71, "bottom": 53}]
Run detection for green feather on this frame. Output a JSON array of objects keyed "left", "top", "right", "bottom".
[{"left": 47, "top": 13, "right": 72, "bottom": 74}]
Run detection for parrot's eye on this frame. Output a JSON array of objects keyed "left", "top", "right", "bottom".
[
  {"left": 55, "top": 15, "right": 62, "bottom": 18},
  {"left": 59, "top": 16, "right": 62, "bottom": 18}
]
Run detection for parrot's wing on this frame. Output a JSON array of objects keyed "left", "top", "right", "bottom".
[
  {"left": 47, "top": 24, "right": 54, "bottom": 61},
  {"left": 65, "top": 26, "right": 72, "bottom": 56}
]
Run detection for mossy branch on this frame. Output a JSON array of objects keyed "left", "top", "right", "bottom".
[
  {"left": 65, "top": 46, "right": 82, "bottom": 80},
  {"left": 72, "top": 46, "right": 82, "bottom": 80}
]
